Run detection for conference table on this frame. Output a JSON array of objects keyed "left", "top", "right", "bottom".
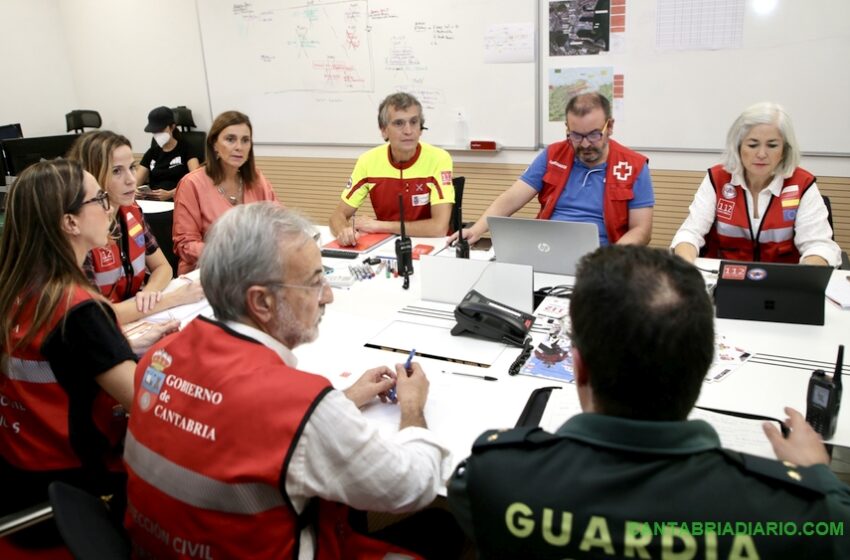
[{"left": 140, "top": 213, "right": 850, "bottom": 478}]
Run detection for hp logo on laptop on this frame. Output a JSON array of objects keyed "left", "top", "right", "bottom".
[{"left": 537, "top": 243, "right": 551, "bottom": 253}]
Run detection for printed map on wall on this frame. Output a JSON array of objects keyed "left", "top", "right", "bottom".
[{"left": 548, "top": 66, "right": 613, "bottom": 121}]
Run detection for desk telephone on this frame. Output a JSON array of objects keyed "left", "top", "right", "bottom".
[{"left": 451, "top": 290, "right": 534, "bottom": 347}]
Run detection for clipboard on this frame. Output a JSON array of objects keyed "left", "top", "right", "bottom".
[{"left": 322, "top": 232, "right": 394, "bottom": 254}]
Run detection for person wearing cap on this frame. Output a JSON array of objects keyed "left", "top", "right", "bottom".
[{"left": 136, "top": 106, "right": 201, "bottom": 201}]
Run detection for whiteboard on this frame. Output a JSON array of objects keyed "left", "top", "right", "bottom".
[
  {"left": 197, "top": 0, "right": 538, "bottom": 148},
  {"left": 539, "top": 0, "right": 850, "bottom": 155}
]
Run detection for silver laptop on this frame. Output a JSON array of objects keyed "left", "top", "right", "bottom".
[{"left": 487, "top": 217, "right": 600, "bottom": 275}]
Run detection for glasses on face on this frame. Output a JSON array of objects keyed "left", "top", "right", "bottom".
[
  {"left": 79, "top": 190, "right": 111, "bottom": 212},
  {"left": 388, "top": 117, "right": 421, "bottom": 131},
  {"left": 566, "top": 119, "right": 610, "bottom": 144},
  {"left": 263, "top": 276, "right": 331, "bottom": 303}
]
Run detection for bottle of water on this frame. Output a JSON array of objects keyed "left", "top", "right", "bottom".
[{"left": 455, "top": 111, "right": 469, "bottom": 148}]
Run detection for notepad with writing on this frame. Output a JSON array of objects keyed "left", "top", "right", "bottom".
[{"left": 322, "top": 232, "right": 394, "bottom": 254}]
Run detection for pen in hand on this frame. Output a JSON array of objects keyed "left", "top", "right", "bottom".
[{"left": 388, "top": 348, "right": 416, "bottom": 402}]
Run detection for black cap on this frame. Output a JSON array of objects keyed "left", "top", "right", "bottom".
[{"left": 144, "top": 106, "right": 175, "bottom": 132}]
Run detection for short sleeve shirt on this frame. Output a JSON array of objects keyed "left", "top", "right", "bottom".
[{"left": 140, "top": 139, "right": 200, "bottom": 190}]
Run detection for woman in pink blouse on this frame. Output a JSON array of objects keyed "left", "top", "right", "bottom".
[{"left": 173, "top": 111, "right": 278, "bottom": 274}]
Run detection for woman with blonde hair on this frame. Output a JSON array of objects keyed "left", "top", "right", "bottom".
[
  {"left": 173, "top": 110, "right": 278, "bottom": 274},
  {"left": 68, "top": 130, "right": 204, "bottom": 324}
]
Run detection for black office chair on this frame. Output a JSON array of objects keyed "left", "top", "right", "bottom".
[
  {"left": 181, "top": 131, "right": 207, "bottom": 164},
  {"left": 0, "top": 123, "right": 23, "bottom": 140},
  {"left": 65, "top": 110, "right": 102, "bottom": 134},
  {"left": 171, "top": 106, "right": 197, "bottom": 132},
  {"left": 48, "top": 482, "right": 130, "bottom": 560},
  {"left": 823, "top": 195, "right": 850, "bottom": 270},
  {"left": 146, "top": 209, "right": 179, "bottom": 276}
]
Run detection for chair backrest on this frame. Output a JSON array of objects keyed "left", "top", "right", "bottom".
[
  {"left": 65, "top": 110, "right": 102, "bottom": 134},
  {"left": 822, "top": 195, "right": 835, "bottom": 240},
  {"left": 0, "top": 123, "right": 23, "bottom": 140},
  {"left": 48, "top": 482, "right": 130, "bottom": 560},
  {"left": 172, "top": 106, "right": 197, "bottom": 131},
  {"left": 145, "top": 209, "right": 179, "bottom": 276},
  {"left": 181, "top": 130, "right": 207, "bottom": 164}
]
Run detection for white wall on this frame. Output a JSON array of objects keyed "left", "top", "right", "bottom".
[
  {"left": 0, "top": 0, "right": 78, "bottom": 137},
  {"left": 2, "top": 0, "right": 847, "bottom": 177}
]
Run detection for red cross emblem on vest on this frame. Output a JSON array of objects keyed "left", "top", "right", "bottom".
[{"left": 613, "top": 161, "right": 633, "bottom": 181}]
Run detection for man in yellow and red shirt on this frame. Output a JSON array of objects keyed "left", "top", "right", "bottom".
[{"left": 329, "top": 92, "right": 455, "bottom": 245}]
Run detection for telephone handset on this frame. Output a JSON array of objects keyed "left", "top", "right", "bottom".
[{"left": 451, "top": 290, "right": 535, "bottom": 347}]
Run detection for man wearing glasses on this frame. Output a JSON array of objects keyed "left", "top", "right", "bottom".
[
  {"left": 455, "top": 92, "right": 654, "bottom": 247},
  {"left": 124, "top": 203, "right": 461, "bottom": 559},
  {"left": 329, "top": 92, "right": 455, "bottom": 245}
]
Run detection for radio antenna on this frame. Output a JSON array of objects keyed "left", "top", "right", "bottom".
[{"left": 835, "top": 345, "right": 844, "bottom": 390}]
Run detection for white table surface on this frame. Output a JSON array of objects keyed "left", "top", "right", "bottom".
[{"left": 155, "top": 228, "right": 850, "bottom": 478}]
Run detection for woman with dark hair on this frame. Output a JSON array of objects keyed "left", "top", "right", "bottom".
[
  {"left": 173, "top": 110, "right": 278, "bottom": 274},
  {"left": 68, "top": 130, "right": 204, "bottom": 324},
  {"left": 0, "top": 160, "right": 136, "bottom": 516},
  {"left": 135, "top": 105, "right": 201, "bottom": 200}
]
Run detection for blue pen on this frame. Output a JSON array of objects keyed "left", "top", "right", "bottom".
[{"left": 388, "top": 348, "right": 416, "bottom": 402}]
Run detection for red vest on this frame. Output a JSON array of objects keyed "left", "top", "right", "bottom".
[
  {"left": 536, "top": 139, "right": 647, "bottom": 244},
  {"left": 1, "top": 287, "right": 126, "bottom": 473},
  {"left": 90, "top": 204, "right": 147, "bottom": 303},
  {"left": 704, "top": 165, "right": 815, "bottom": 263},
  {"left": 125, "top": 317, "right": 422, "bottom": 560}
]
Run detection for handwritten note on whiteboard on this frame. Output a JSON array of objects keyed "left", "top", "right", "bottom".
[{"left": 484, "top": 23, "right": 535, "bottom": 63}]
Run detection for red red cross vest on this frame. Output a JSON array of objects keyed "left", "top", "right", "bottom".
[
  {"left": 704, "top": 165, "right": 815, "bottom": 263},
  {"left": 1, "top": 287, "right": 126, "bottom": 473},
  {"left": 90, "top": 204, "right": 147, "bottom": 303},
  {"left": 536, "top": 139, "right": 647, "bottom": 244},
  {"left": 124, "top": 317, "right": 423, "bottom": 560}
]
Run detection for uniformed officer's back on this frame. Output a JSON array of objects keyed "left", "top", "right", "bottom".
[{"left": 448, "top": 246, "right": 850, "bottom": 559}]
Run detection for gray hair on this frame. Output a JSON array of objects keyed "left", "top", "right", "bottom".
[
  {"left": 200, "top": 203, "right": 318, "bottom": 322},
  {"left": 721, "top": 102, "right": 800, "bottom": 179},
  {"left": 377, "top": 92, "right": 424, "bottom": 129}
]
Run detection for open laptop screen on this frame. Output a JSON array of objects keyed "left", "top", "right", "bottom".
[
  {"left": 714, "top": 260, "right": 833, "bottom": 325},
  {"left": 488, "top": 217, "right": 599, "bottom": 275}
]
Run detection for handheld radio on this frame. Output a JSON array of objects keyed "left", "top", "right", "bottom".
[
  {"left": 395, "top": 194, "right": 413, "bottom": 289},
  {"left": 805, "top": 345, "right": 843, "bottom": 439},
  {"left": 453, "top": 192, "right": 469, "bottom": 259}
]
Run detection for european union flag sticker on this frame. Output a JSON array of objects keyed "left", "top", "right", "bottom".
[{"left": 783, "top": 209, "right": 797, "bottom": 222}]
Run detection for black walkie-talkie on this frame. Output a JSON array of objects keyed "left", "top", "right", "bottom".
[
  {"left": 454, "top": 195, "right": 469, "bottom": 259},
  {"left": 395, "top": 194, "right": 413, "bottom": 289},
  {"left": 806, "top": 345, "right": 843, "bottom": 439}
]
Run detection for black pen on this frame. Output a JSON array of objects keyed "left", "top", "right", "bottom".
[{"left": 443, "top": 370, "right": 498, "bottom": 381}]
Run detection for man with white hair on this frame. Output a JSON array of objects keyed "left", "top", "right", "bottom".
[{"left": 124, "top": 202, "right": 456, "bottom": 559}]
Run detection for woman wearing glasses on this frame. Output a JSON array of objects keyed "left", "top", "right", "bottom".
[
  {"left": 0, "top": 160, "right": 137, "bottom": 523},
  {"left": 68, "top": 131, "right": 204, "bottom": 324},
  {"left": 173, "top": 110, "right": 278, "bottom": 274},
  {"left": 672, "top": 102, "right": 841, "bottom": 266}
]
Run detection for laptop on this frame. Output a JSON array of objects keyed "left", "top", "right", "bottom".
[
  {"left": 487, "top": 217, "right": 599, "bottom": 275},
  {"left": 714, "top": 261, "right": 833, "bottom": 325}
]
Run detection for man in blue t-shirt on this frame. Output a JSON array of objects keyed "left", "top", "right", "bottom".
[{"left": 454, "top": 93, "right": 654, "bottom": 247}]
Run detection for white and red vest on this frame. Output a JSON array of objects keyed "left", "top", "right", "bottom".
[
  {"left": 1, "top": 287, "right": 126, "bottom": 473},
  {"left": 704, "top": 165, "right": 815, "bottom": 263},
  {"left": 124, "top": 317, "right": 423, "bottom": 560},
  {"left": 90, "top": 204, "right": 147, "bottom": 303},
  {"left": 536, "top": 139, "right": 647, "bottom": 244}
]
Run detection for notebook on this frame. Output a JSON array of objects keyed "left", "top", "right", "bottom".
[
  {"left": 714, "top": 261, "right": 833, "bottom": 325},
  {"left": 322, "top": 232, "right": 394, "bottom": 254},
  {"left": 487, "top": 217, "right": 599, "bottom": 275}
]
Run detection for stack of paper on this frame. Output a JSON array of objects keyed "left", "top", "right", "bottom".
[{"left": 826, "top": 273, "right": 850, "bottom": 309}]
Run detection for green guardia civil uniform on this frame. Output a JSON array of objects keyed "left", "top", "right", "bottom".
[{"left": 448, "top": 413, "right": 850, "bottom": 559}]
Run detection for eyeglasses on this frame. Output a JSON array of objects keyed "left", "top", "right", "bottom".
[
  {"left": 79, "top": 191, "right": 111, "bottom": 212},
  {"left": 566, "top": 119, "right": 610, "bottom": 144},
  {"left": 388, "top": 117, "right": 422, "bottom": 130},
  {"left": 263, "top": 276, "right": 331, "bottom": 303}
]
